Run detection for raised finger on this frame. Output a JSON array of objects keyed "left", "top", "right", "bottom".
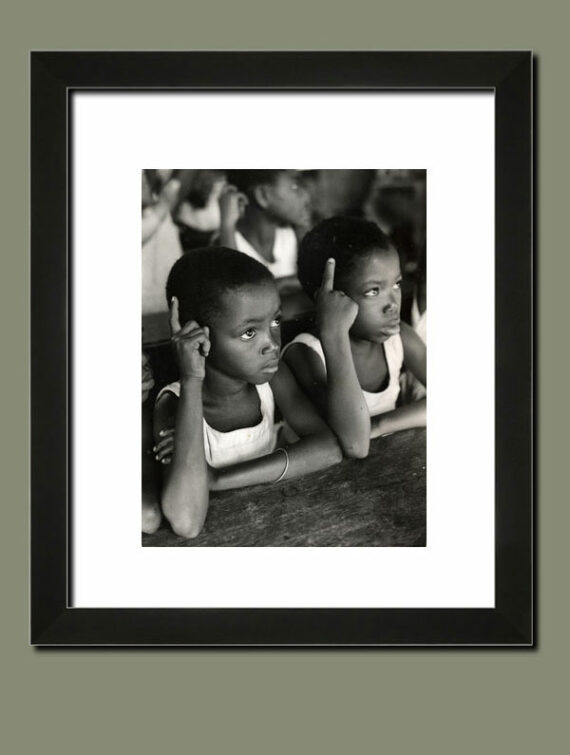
[
  {"left": 201, "top": 326, "right": 211, "bottom": 357},
  {"left": 169, "top": 296, "right": 181, "bottom": 335},
  {"left": 173, "top": 320, "right": 204, "bottom": 340},
  {"left": 320, "top": 258, "right": 336, "bottom": 293}
]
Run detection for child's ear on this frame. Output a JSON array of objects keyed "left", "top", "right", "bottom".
[{"left": 253, "top": 184, "right": 271, "bottom": 209}]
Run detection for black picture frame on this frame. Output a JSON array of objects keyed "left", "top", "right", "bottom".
[{"left": 31, "top": 51, "right": 533, "bottom": 646}]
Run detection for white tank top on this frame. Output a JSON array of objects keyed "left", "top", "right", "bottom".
[
  {"left": 234, "top": 227, "right": 297, "bottom": 279},
  {"left": 282, "top": 332, "right": 403, "bottom": 417},
  {"left": 156, "top": 381, "right": 279, "bottom": 468}
]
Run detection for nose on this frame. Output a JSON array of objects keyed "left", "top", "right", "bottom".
[
  {"left": 383, "top": 301, "right": 398, "bottom": 315},
  {"left": 384, "top": 286, "right": 401, "bottom": 313},
  {"left": 260, "top": 330, "right": 280, "bottom": 356}
]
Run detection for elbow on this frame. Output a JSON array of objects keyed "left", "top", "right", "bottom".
[
  {"left": 168, "top": 513, "right": 204, "bottom": 540},
  {"left": 162, "top": 495, "right": 206, "bottom": 540},
  {"left": 341, "top": 427, "right": 370, "bottom": 459}
]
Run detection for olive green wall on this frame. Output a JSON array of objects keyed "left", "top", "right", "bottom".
[{"left": 3, "top": 2, "right": 565, "bottom": 753}]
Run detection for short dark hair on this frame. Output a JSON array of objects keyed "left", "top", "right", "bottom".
[
  {"left": 166, "top": 247, "right": 275, "bottom": 327},
  {"left": 298, "top": 216, "right": 395, "bottom": 299},
  {"left": 225, "top": 170, "right": 284, "bottom": 200}
]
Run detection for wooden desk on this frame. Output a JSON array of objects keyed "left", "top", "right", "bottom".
[{"left": 143, "top": 428, "right": 426, "bottom": 547}]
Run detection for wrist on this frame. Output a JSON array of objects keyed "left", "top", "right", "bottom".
[
  {"left": 180, "top": 375, "right": 205, "bottom": 389},
  {"left": 321, "top": 328, "right": 351, "bottom": 350}
]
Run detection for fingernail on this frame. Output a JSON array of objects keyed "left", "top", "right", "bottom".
[{"left": 159, "top": 430, "right": 166, "bottom": 436}]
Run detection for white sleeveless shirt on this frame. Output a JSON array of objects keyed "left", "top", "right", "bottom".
[
  {"left": 156, "top": 381, "right": 279, "bottom": 469},
  {"left": 282, "top": 332, "right": 404, "bottom": 417},
  {"left": 234, "top": 227, "right": 297, "bottom": 279}
]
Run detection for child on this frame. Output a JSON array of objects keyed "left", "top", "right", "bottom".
[
  {"left": 153, "top": 247, "right": 342, "bottom": 539},
  {"left": 282, "top": 216, "right": 426, "bottom": 460},
  {"left": 219, "top": 170, "right": 310, "bottom": 292}
]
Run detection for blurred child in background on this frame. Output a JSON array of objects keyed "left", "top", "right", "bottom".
[
  {"left": 175, "top": 170, "right": 226, "bottom": 251},
  {"left": 219, "top": 170, "right": 310, "bottom": 294},
  {"left": 142, "top": 169, "right": 183, "bottom": 316}
]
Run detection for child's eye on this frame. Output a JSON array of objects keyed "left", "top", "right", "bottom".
[
  {"left": 393, "top": 280, "right": 402, "bottom": 290},
  {"left": 271, "top": 316, "right": 282, "bottom": 328},
  {"left": 363, "top": 288, "right": 379, "bottom": 297},
  {"left": 240, "top": 328, "right": 256, "bottom": 341}
]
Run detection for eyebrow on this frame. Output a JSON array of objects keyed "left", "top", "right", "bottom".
[
  {"left": 362, "top": 273, "right": 402, "bottom": 284},
  {"left": 235, "top": 308, "right": 282, "bottom": 329}
]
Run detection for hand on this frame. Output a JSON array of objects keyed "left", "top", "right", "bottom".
[
  {"left": 141, "top": 351, "right": 155, "bottom": 403},
  {"left": 153, "top": 428, "right": 174, "bottom": 464},
  {"left": 160, "top": 177, "right": 181, "bottom": 207},
  {"left": 169, "top": 297, "right": 211, "bottom": 381},
  {"left": 218, "top": 184, "right": 248, "bottom": 228},
  {"left": 315, "top": 258, "right": 359, "bottom": 340}
]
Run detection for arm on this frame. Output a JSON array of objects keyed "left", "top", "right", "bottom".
[
  {"left": 211, "top": 361, "right": 342, "bottom": 491},
  {"left": 370, "top": 398, "right": 426, "bottom": 438},
  {"left": 155, "top": 320, "right": 211, "bottom": 539},
  {"left": 284, "top": 259, "right": 370, "bottom": 458},
  {"left": 141, "top": 176, "right": 182, "bottom": 244},
  {"left": 370, "top": 321, "right": 427, "bottom": 438},
  {"left": 218, "top": 184, "right": 247, "bottom": 249}
]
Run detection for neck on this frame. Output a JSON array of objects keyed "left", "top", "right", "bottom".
[
  {"left": 238, "top": 206, "right": 277, "bottom": 260},
  {"left": 349, "top": 334, "right": 378, "bottom": 353},
  {"left": 203, "top": 364, "right": 251, "bottom": 403}
]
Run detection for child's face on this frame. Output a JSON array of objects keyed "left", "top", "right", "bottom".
[
  {"left": 341, "top": 249, "right": 402, "bottom": 342},
  {"left": 207, "top": 282, "right": 282, "bottom": 384},
  {"left": 262, "top": 171, "right": 310, "bottom": 227}
]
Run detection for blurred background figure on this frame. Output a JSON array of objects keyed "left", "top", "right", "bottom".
[
  {"left": 301, "top": 169, "right": 376, "bottom": 225},
  {"left": 142, "top": 169, "right": 183, "bottom": 315},
  {"left": 364, "top": 169, "right": 426, "bottom": 277},
  {"left": 142, "top": 169, "right": 184, "bottom": 343},
  {"left": 174, "top": 170, "right": 227, "bottom": 251}
]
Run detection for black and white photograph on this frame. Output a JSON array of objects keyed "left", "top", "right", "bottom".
[
  {"left": 141, "top": 168, "right": 427, "bottom": 546},
  {"left": 30, "top": 52, "right": 531, "bottom": 642}
]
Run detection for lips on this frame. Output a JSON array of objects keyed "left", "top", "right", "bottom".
[{"left": 261, "top": 360, "right": 279, "bottom": 372}]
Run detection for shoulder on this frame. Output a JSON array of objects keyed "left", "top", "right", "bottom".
[
  {"left": 399, "top": 320, "right": 425, "bottom": 355},
  {"left": 282, "top": 336, "right": 326, "bottom": 375},
  {"left": 398, "top": 321, "right": 426, "bottom": 384},
  {"left": 282, "top": 332, "right": 323, "bottom": 359}
]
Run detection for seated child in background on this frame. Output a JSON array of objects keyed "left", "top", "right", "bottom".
[
  {"left": 218, "top": 170, "right": 310, "bottom": 294},
  {"left": 153, "top": 247, "right": 342, "bottom": 539},
  {"left": 282, "top": 216, "right": 426, "bottom": 460},
  {"left": 142, "top": 169, "right": 183, "bottom": 316},
  {"left": 141, "top": 350, "right": 162, "bottom": 534}
]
